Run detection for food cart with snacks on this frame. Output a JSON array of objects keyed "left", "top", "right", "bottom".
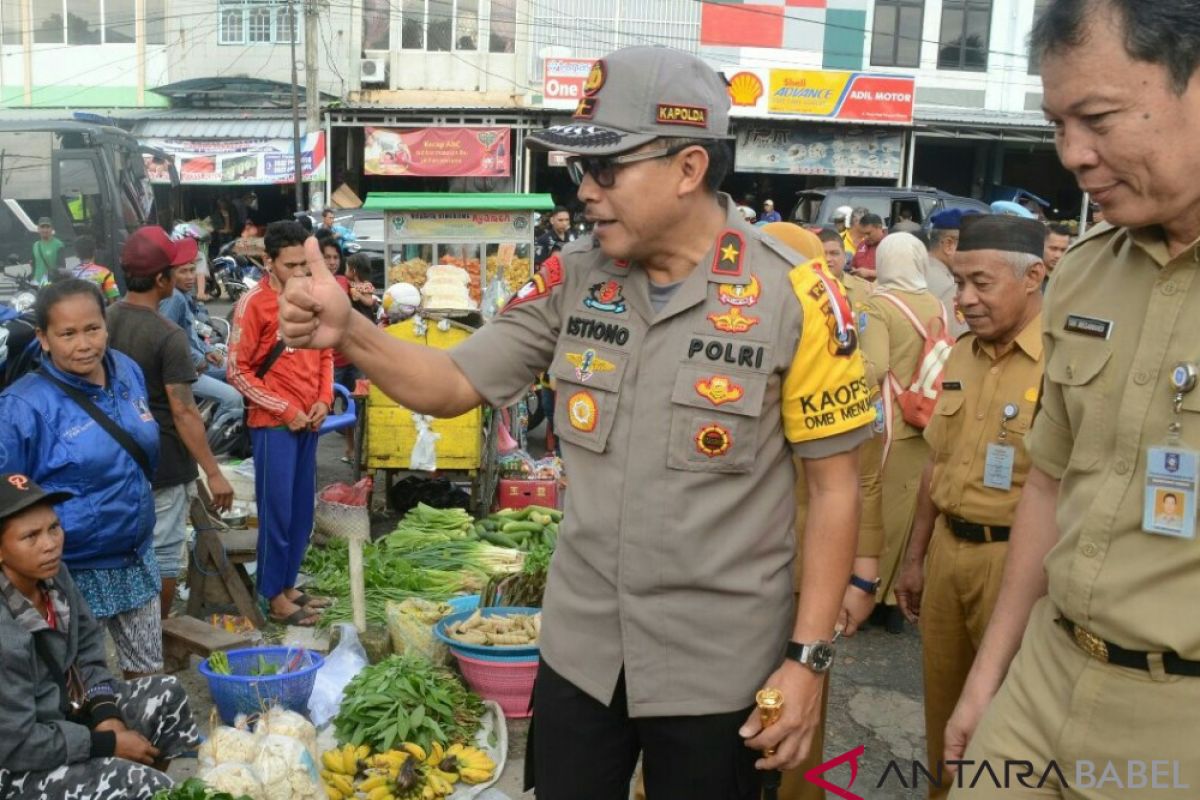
[{"left": 356, "top": 193, "right": 555, "bottom": 512}]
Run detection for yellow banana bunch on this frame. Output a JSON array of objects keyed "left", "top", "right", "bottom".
[
  {"left": 440, "top": 743, "right": 496, "bottom": 784},
  {"left": 401, "top": 742, "right": 427, "bottom": 761},
  {"left": 320, "top": 771, "right": 355, "bottom": 796},
  {"left": 369, "top": 749, "right": 410, "bottom": 774},
  {"left": 366, "top": 785, "right": 397, "bottom": 800},
  {"left": 424, "top": 742, "right": 445, "bottom": 768},
  {"left": 324, "top": 786, "right": 346, "bottom": 800},
  {"left": 360, "top": 772, "right": 395, "bottom": 792}
]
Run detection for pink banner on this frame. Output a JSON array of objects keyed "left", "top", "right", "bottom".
[{"left": 364, "top": 127, "right": 511, "bottom": 177}]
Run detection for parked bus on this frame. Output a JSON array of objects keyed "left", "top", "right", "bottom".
[{"left": 0, "top": 120, "right": 174, "bottom": 290}]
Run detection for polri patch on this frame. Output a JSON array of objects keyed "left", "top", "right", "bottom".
[
  {"left": 695, "top": 423, "right": 732, "bottom": 457},
  {"left": 718, "top": 274, "right": 760, "bottom": 307},
  {"left": 574, "top": 97, "right": 597, "bottom": 120},
  {"left": 1064, "top": 314, "right": 1113, "bottom": 340},
  {"left": 566, "top": 349, "right": 615, "bottom": 382},
  {"left": 708, "top": 307, "right": 760, "bottom": 334},
  {"left": 712, "top": 230, "right": 745, "bottom": 278},
  {"left": 695, "top": 375, "right": 745, "bottom": 406},
  {"left": 567, "top": 391, "right": 598, "bottom": 433},
  {"left": 584, "top": 61, "right": 606, "bottom": 96},
  {"left": 503, "top": 254, "right": 565, "bottom": 312},
  {"left": 583, "top": 280, "right": 627, "bottom": 314}
]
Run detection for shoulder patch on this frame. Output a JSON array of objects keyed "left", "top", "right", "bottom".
[
  {"left": 789, "top": 260, "right": 859, "bottom": 357},
  {"left": 503, "top": 254, "right": 565, "bottom": 312}
]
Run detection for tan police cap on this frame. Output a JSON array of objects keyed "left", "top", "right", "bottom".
[{"left": 526, "top": 46, "right": 731, "bottom": 156}]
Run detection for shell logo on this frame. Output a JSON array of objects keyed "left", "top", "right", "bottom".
[{"left": 727, "top": 71, "right": 764, "bottom": 107}]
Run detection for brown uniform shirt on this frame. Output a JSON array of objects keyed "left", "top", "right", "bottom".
[
  {"left": 924, "top": 315, "right": 1044, "bottom": 525},
  {"left": 1029, "top": 223, "right": 1200, "bottom": 659},
  {"left": 451, "top": 198, "right": 874, "bottom": 715}
]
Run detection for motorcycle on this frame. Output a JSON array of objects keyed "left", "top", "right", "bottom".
[
  {"left": 211, "top": 254, "right": 262, "bottom": 305},
  {"left": 0, "top": 257, "right": 41, "bottom": 314}
]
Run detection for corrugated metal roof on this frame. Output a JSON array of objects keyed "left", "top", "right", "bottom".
[
  {"left": 130, "top": 115, "right": 311, "bottom": 139},
  {"left": 914, "top": 105, "right": 1051, "bottom": 130}
]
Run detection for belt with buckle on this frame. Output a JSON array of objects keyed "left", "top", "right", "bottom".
[
  {"left": 947, "top": 518, "right": 1010, "bottom": 543},
  {"left": 1055, "top": 617, "right": 1200, "bottom": 676}
]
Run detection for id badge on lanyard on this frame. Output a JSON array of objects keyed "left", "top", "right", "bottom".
[
  {"left": 1142, "top": 363, "right": 1199, "bottom": 539},
  {"left": 983, "top": 403, "right": 1020, "bottom": 492}
]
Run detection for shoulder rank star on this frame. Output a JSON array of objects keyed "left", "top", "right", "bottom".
[
  {"left": 708, "top": 306, "right": 760, "bottom": 334},
  {"left": 565, "top": 349, "right": 615, "bottom": 382}
]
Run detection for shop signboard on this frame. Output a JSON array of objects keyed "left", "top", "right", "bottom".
[
  {"left": 364, "top": 127, "right": 511, "bottom": 177},
  {"left": 735, "top": 127, "right": 904, "bottom": 178},
  {"left": 141, "top": 133, "right": 326, "bottom": 184},
  {"left": 542, "top": 57, "right": 596, "bottom": 109},
  {"left": 387, "top": 210, "right": 532, "bottom": 241},
  {"left": 721, "top": 67, "right": 915, "bottom": 125}
]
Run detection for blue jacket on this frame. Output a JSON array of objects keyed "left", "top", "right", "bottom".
[
  {"left": 160, "top": 288, "right": 206, "bottom": 366},
  {"left": 0, "top": 351, "right": 159, "bottom": 570}
]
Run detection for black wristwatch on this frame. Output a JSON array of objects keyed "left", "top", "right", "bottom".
[
  {"left": 786, "top": 640, "right": 836, "bottom": 673},
  {"left": 849, "top": 574, "right": 881, "bottom": 595}
]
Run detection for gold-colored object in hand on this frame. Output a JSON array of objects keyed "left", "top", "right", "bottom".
[{"left": 756, "top": 688, "right": 785, "bottom": 756}]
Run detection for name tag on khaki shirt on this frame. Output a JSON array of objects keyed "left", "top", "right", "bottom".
[
  {"left": 1142, "top": 446, "right": 1198, "bottom": 539},
  {"left": 982, "top": 443, "right": 1015, "bottom": 491}
]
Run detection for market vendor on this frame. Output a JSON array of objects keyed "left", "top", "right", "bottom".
[
  {"left": 278, "top": 46, "right": 872, "bottom": 800},
  {"left": 0, "top": 473, "right": 201, "bottom": 800}
]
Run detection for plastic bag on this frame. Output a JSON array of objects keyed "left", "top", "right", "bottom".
[
  {"left": 253, "top": 734, "right": 323, "bottom": 800},
  {"left": 410, "top": 413, "right": 440, "bottom": 472},
  {"left": 386, "top": 598, "right": 453, "bottom": 663},
  {"left": 198, "top": 725, "right": 261, "bottom": 768},
  {"left": 254, "top": 706, "right": 318, "bottom": 761},
  {"left": 308, "top": 623, "right": 369, "bottom": 727},
  {"left": 198, "top": 761, "right": 265, "bottom": 800}
]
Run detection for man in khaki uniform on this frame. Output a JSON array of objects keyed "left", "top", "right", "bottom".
[
  {"left": 943, "top": 2, "right": 1200, "bottom": 797},
  {"left": 279, "top": 46, "right": 873, "bottom": 799},
  {"left": 925, "top": 209, "right": 970, "bottom": 338},
  {"left": 891, "top": 215, "right": 1047, "bottom": 799}
]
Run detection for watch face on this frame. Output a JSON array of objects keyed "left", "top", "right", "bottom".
[{"left": 809, "top": 643, "right": 835, "bottom": 672}]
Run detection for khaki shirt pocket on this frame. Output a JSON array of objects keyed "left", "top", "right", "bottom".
[
  {"left": 925, "top": 391, "right": 964, "bottom": 455},
  {"left": 1044, "top": 341, "right": 1112, "bottom": 471},
  {"left": 666, "top": 368, "right": 770, "bottom": 473},
  {"left": 549, "top": 351, "right": 625, "bottom": 453}
]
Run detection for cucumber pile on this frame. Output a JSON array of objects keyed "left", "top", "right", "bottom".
[{"left": 472, "top": 505, "right": 561, "bottom": 551}]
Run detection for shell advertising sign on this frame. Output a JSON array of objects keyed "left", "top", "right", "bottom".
[{"left": 720, "top": 66, "right": 915, "bottom": 125}]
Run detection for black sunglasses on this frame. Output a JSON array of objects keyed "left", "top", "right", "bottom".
[{"left": 565, "top": 142, "right": 703, "bottom": 188}]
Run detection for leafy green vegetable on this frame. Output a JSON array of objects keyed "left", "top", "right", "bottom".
[
  {"left": 152, "top": 778, "right": 253, "bottom": 800},
  {"left": 333, "top": 654, "right": 485, "bottom": 752}
]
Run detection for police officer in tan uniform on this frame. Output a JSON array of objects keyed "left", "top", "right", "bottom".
[
  {"left": 891, "top": 215, "right": 1047, "bottom": 800},
  {"left": 278, "top": 46, "right": 874, "bottom": 799},
  {"left": 942, "top": 3, "right": 1200, "bottom": 797}
]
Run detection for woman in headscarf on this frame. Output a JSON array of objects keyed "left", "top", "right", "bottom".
[{"left": 860, "top": 232, "right": 948, "bottom": 634}]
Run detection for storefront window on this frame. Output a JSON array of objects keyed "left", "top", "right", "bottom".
[
  {"left": 68, "top": 0, "right": 102, "bottom": 44},
  {"left": 402, "top": 0, "right": 424, "bottom": 49},
  {"left": 102, "top": 0, "right": 135, "bottom": 43},
  {"left": 870, "top": 0, "right": 922, "bottom": 68},
  {"left": 938, "top": 0, "right": 992, "bottom": 71},
  {"left": 33, "top": 3, "right": 65, "bottom": 43},
  {"left": 427, "top": 0, "right": 452, "bottom": 51},
  {"left": 145, "top": 0, "right": 166, "bottom": 44},
  {"left": 456, "top": 0, "right": 478, "bottom": 51},
  {"left": 488, "top": 0, "right": 515, "bottom": 53},
  {"left": 363, "top": 0, "right": 390, "bottom": 50}
]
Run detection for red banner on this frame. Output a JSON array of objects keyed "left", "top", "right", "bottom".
[{"left": 364, "top": 126, "right": 511, "bottom": 177}]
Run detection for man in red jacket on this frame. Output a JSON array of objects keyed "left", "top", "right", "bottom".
[{"left": 228, "top": 220, "right": 334, "bottom": 626}]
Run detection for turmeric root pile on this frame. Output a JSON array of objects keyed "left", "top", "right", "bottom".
[{"left": 445, "top": 610, "right": 540, "bottom": 647}]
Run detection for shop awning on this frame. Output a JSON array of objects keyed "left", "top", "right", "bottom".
[
  {"left": 128, "top": 112, "right": 312, "bottom": 140},
  {"left": 914, "top": 106, "right": 1055, "bottom": 143},
  {"left": 364, "top": 193, "right": 555, "bottom": 211}
]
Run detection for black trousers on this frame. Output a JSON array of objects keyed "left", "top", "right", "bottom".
[{"left": 527, "top": 658, "right": 762, "bottom": 800}]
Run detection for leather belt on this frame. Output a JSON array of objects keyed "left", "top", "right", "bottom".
[
  {"left": 947, "top": 517, "right": 1010, "bottom": 543},
  {"left": 1056, "top": 616, "right": 1200, "bottom": 676}
]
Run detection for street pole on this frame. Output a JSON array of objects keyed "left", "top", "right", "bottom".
[
  {"left": 288, "top": 0, "right": 304, "bottom": 212},
  {"left": 305, "top": 1, "right": 320, "bottom": 134}
]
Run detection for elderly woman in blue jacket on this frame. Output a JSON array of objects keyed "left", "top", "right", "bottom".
[
  {"left": 0, "top": 473, "right": 200, "bottom": 799},
  {"left": 0, "top": 279, "right": 163, "bottom": 677}
]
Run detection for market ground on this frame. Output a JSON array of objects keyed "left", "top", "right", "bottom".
[{"left": 167, "top": 299, "right": 927, "bottom": 798}]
